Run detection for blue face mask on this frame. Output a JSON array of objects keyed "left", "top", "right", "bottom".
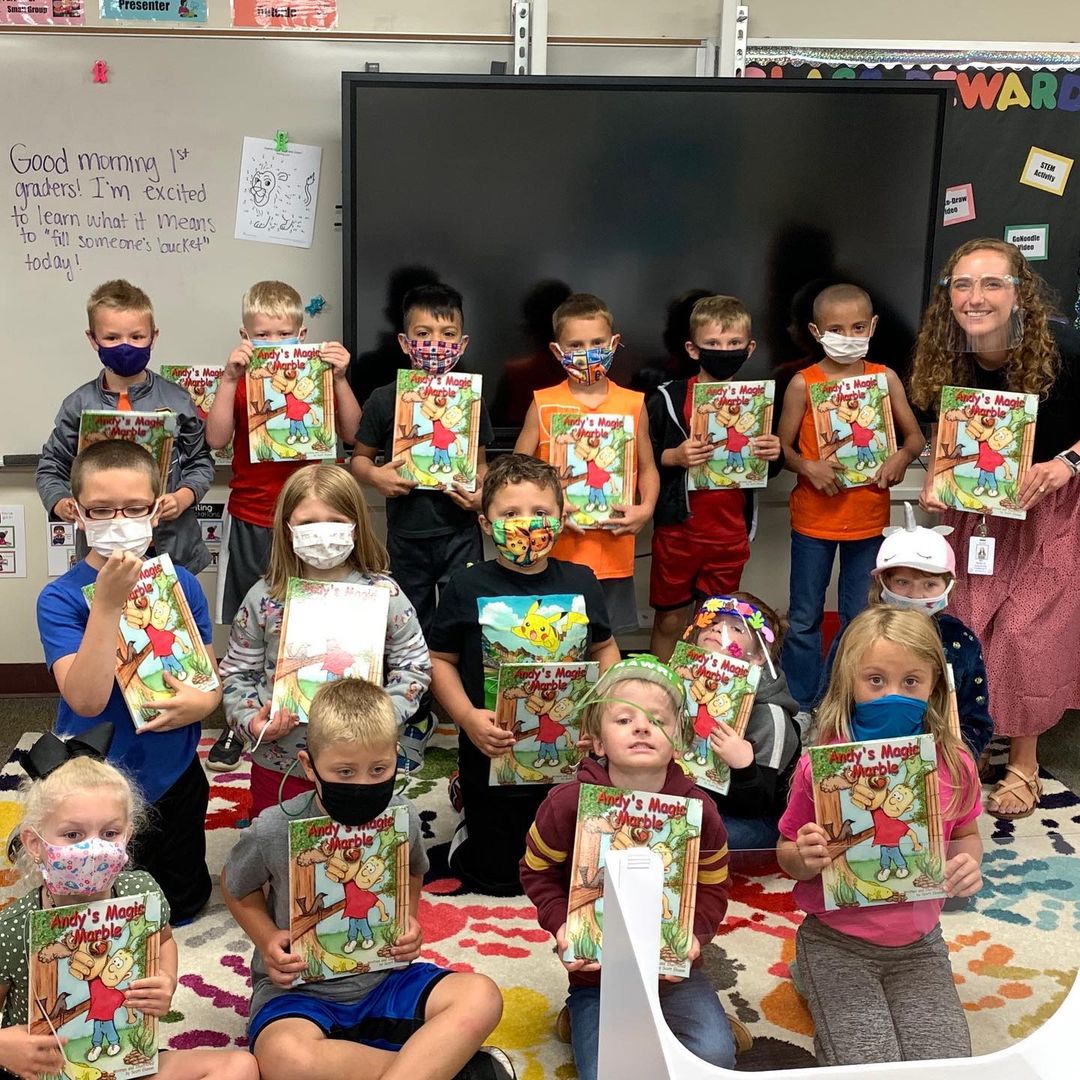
[
  {"left": 96, "top": 340, "right": 152, "bottom": 378},
  {"left": 252, "top": 336, "right": 300, "bottom": 347},
  {"left": 850, "top": 695, "right": 928, "bottom": 742}
]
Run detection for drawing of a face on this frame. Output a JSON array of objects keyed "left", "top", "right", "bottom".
[
  {"left": 881, "top": 783, "right": 916, "bottom": 819},
  {"left": 987, "top": 426, "right": 1015, "bottom": 452},
  {"left": 442, "top": 404, "right": 464, "bottom": 428},
  {"left": 856, "top": 405, "right": 876, "bottom": 427},
  {"left": 549, "top": 697, "right": 576, "bottom": 723},
  {"left": 510, "top": 601, "right": 587, "bottom": 655},
  {"left": 250, "top": 168, "right": 286, "bottom": 208},
  {"left": 149, "top": 598, "right": 172, "bottom": 630},
  {"left": 293, "top": 375, "right": 317, "bottom": 402},
  {"left": 575, "top": 434, "right": 602, "bottom": 461},
  {"left": 734, "top": 411, "right": 756, "bottom": 434},
  {"left": 497, "top": 521, "right": 531, "bottom": 563},
  {"left": 594, "top": 445, "right": 618, "bottom": 469},
  {"left": 528, "top": 523, "right": 555, "bottom": 555},
  {"left": 99, "top": 948, "right": 136, "bottom": 989}
]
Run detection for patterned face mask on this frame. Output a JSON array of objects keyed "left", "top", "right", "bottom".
[
  {"left": 558, "top": 343, "right": 616, "bottom": 385},
  {"left": 490, "top": 516, "right": 562, "bottom": 566},
  {"left": 34, "top": 834, "right": 128, "bottom": 897},
  {"left": 406, "top": 338, "right": 464, "bottom": 375}
]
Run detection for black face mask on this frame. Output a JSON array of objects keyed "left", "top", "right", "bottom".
[
  {"left": 697, "top": 346, "right": 749, "bottom": 381},
  {"left": 310, "top": 763, "right": 395, "bottom": 827}
]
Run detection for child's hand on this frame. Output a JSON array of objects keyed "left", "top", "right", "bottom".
[
  {"left": 750, "top": 434, "right": 781, "bottom": 461},
  {"left": 802, "top": 458, "right": 845, "bottom": 496},
  {"left": 0, "top": 1027, "right": 67, "bottom": 1079},
  {"left": 608, "top": 502, "right": 652, "bottom": 536},
  {"left": 320, "top": 341, "right": 351, "bottom": 378},
  {"left": 669, "top": 435, "right": 714, "bottom": 470},
  {"left": 52, "top": 496, "right": 79, "bottom": 523},
  {"left": 574, "top": 733, "right": 594, "bottom": 756},
  {"left": 261, "top": 930, "right": 308, "bottom": 988},
  {"left": 708, "top": 722, "right": 754, "bottom": 769},
  {"left": 446, "top": 483, "right": 481, "bottom": 513},
  {"left": 94, "top": 549, "right": 143, "bottom": 609},
  {"left": 660, "top": 934, "right": 701, "bottom": 984},
  {"left": 123, "top": 971, "right": 177, "bottom": 1017},
  {"left": 371, "top": 458, "right": 419, "bottom": 498},
  {"left": 250, "top": 701, "right": 299, "bottom": 744},
  {"left": 462, "top": 708, "right": 516, "bottom": 758},
  {"left": 224, "top": 341, "right": 253, "bottom": 384},
  {"left": 390, "top": 914, "right": 423, "bottom": 963},
  {"left": 555, "top": 922, "right": 600, "bottom": 973},
  {"left": 943, "top": 852, "right": 982, "bottom": 898},
  {"left": 156, "top": 491, "right": 193, "bottom": 522},
  {"left": 138, "top": 674, "right": 216, "bottom": 733},
  {"left": 876, "top": 451, "right": 909, "bottom": 489},
  {"left": 918, "top": 474, "right": 947, "bottom": 513},
  {"left": 794, "top": 822, "right": 833, "bottom": 873}
]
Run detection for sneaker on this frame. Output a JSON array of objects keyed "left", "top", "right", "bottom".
[
  {"left": 454, "top": 1047, "right": 516, "bottom": 1080},
  {"left": 106, "top": 1044, "right": 121, "bottom": 1057},
  {"left": 207, "top": 728, "right": 243, "bottom": 772},
  {"left": 895, "top": 866, "right": 908, "bottom": 879},
  {"left": 361, "top": 938, "right": 375, "bottom": 950},
  {"left": 727, "top": 1013, "right": 754, "bottom": 1055},
  {"left": 876, "top": 868, "right": 891, "bottom": 882},
  {"left": 87, "top": 1046, "right": 102, "bottom": 1063},
  {"left": 448, "top": 769, "right": 463, "bottom": 813},
  {"left": 343, "top": 938, "right": 357, "bottom": 954}
]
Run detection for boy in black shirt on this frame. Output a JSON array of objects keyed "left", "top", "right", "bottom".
[{"left": 430, "top": 454, "right": 620, "bottom": 895}]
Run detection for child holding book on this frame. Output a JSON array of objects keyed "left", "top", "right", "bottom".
[
  {"left": 648, "top": 295, "right": 782, "bottom": 659},
  {"left": 220, "top": 465, "right": 430, "bottom": 816},
  {"left": 429, "top": 453, "right": 620, "bottom": 895},
  {"left": 680, "top": 593, "right": 800, "bottom": 850},
  {"left": 221, "top": 678, "right": 512, "bottom": 1080},
  {"left": 777, "top": 284, "right": 925, "bottom": 720},
  {"left": 36, "top": 440, "right": 220, "bottom": 923},
  {"left": 777, "top": 606, "right": 983, "bottom": 1066},
  {"left": 520, "top": 656, "right": 736, "bottom": 1080},
  {"left": 36, "top": 278, "right": 214, "bottom": 575},
  {"left": 515, "top": 293, "right": 659, "bottom": 635},
  {"left": 0, "top": 727, "right": 257, "bottom": 1080}
]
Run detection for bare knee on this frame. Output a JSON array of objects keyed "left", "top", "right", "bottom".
[
  {"left": 655, "top": 607, "right": 688, "bottom": 636},
  {"left": 255, "top": 1027, "right": 320, "bottom": 1080},
  {"left": 433, "top": 972, "right": 503, "bottom": 1041}
]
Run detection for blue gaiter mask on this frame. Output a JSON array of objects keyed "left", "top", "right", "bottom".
[
  {"left": 96, "top": 340, "right": 152, "bottom": 378},
  {"left": 850, "top": 695, "right": 928, "bottom": 742}
]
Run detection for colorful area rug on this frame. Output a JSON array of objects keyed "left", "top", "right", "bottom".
[{"left": 2, "top": 733, "right": 1079, "bottom": 1074}]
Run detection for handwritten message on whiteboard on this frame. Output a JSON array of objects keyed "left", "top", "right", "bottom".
[{"left": 234, "top": 136, "right": 321, "bottom": 249}]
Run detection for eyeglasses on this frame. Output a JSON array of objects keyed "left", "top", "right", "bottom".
[
  {"left": 79, "top": 503, "right": 155, "bottom": 521},
  {"left": 939, "top": 274, "right": 1019, "bottom": 294}
]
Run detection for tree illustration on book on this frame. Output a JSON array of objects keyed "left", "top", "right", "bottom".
[
  {"left": 808, "top": 373, "right": 896, "bottom": 488},
  {"left": 688, "top": 380, "right": 775, "bottom": 490},
  {"left": 548, "top": 413, "right": 636, "bottom": 528},
  {"left": 77, "top": 411, "right": 177, "bottom": 494}
]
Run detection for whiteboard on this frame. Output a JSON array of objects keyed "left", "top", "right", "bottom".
[{"left": 0, "top": 33, "right": 698, "bottom": 456}]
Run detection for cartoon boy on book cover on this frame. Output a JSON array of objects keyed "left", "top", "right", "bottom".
[{"left": 851, "top": 776, "right": 922, "bottom": 881}]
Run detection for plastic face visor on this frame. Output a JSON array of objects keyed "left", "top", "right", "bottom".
[{"left": 939, "top": 275, "right": 1022, "bottom": 353}]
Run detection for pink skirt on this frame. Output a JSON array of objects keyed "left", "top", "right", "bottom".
[{"left": 945, "top": 486, "right": 1080, "bottom": 737}]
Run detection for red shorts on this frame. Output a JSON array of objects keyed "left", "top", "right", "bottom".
[
  {"left": 249, "top": 761, "right": 315, "bottom": 817},
  {"left": 649, "top": 521, "right": 749, "bottom": 611}
]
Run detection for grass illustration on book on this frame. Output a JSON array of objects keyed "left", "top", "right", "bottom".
[
  {"left": 28, "top": 893, "right": 162, "bottom": 1080},
  {"left": 932, "top": 385, "right": 1038, "bottom": 520},
  {"left": 159, "top": 364, "right": 233, "bottom": 464},
  {"left": 808, "top": 372, "right": 896, "bottom": 487},
  {"left": 245, "top": 343, "right": 335, "bottom": 462},
  {"left": 548, "top": 412, "right": 636, "bottom": 528},
  {"left": 688, "top": 380, "right": 775, "bottom": 490},
  {"left": 809, "top": 733, "right": 946, "bottom": 910},
  {"left": 669, "top": 642, "right": 760, "bottom": 796},
  {"left": 288, "top": 810, "right": 410, "bottom": 983},
  {"left": 77, "top": 411, "right": 177, "bottom": 494},
  {"left": 82, "top": 554, "right": 219, "bottom": 728},
  {"left": 270, "top": 578, "right": 390, "bottom": 725},
  {"left": 489, "top": 662, "right": 598, "bottom": 786},
  {"left": 392, "top": 370, "right": 483, "bottom": 492},
  {"left": 564, "top": 783, "right": 702, "bottom": 978}
]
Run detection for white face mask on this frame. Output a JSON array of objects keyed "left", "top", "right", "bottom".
[
  {"left": 881, "top": 580, "right": 954, "bottom": 616},
  {"left": 78, "top": 510, "right": 155, "bottom": 559},
  {"left": 818, "top": 331, "right": 871, "bottom": 363},
  {"left": 290, "top": 522, "right": 355, "bottom": 570}
]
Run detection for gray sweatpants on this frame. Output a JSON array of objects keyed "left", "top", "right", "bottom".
[{"left": 796, "top": 915, "right": 971, "bottom": 1066}]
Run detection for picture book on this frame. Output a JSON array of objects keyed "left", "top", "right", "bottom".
[
  {"left": 77, "top": 410, "right": 177, "bottom": 493},
  {"left": 159, "top": 363, "right": 233, "bottom": 464},
  {"left": 82, "top": 554, "right": 219, "bottom": 728},
  {"left": 808, "top": 734, "right": 946, "bottom": 910},
  {"left": 28, "top": 892, "right": 162, "bottom": 1079},
  {"left": 391, "top": 369, "right": 484, "bottom": 492},
  {"left": 669, "top": 642, "right": 761, "bottom": 796},
  {"left": 270, "top": 578, "right": 390, "bottom": 724},
  {"left": 245, "top": 342, "right": 335, "bottom": 463},
  {"left": 931, "top": 385, "right": 1038, "bottom": 520},
  {"left": 548, "top": 412, "right": 636, "bottom": 528},
  {"left": 564, "top": 783, "right": 703, "bottom": 978},
  {"left": 807, "top": 372, "right": 897, "bottom": 488},
  {"left": 287, "top": 809, "right": 410, "bottom": 983},
  {"left": 688, "top": 380, "right": 775, "bottom": 490},
  {"left": 489, "top": 661, "right": 599, "bottom": 787}
]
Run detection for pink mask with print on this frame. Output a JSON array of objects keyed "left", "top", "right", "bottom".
[{"left": 35, "top": 835, "right": 128, "bottom": 897}]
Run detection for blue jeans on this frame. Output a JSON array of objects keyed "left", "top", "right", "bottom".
[
  {"left": 159, "top": 652, "right": 184, "bottom": 677},
  {"left": 92, "top": 1018, "right": 119, "bottom": 1047},
  {"left": 727, "top": 451, "right": 745, "bottom": 469},
  {"left": 566, "top": 967, "right": 735, "bottom": 1080},
  {"left": 977, "top": 469, "right": 998, "bottom": 493},
  {"left": 880, "top": 845, "right": 907, "bottom": 871},
  {"left": 289, "top": 418, "right": 308, "bottom": 437},
  {"left": 782, "top": 530, "right": 880, "bottom": 712},
  {"left": 587, "top": 486, "right": 607, "bottom": 510},
  {"left": 856, "top": 444, "right": 876, "bottom": 466},
  {"left": 432, "top": 447, "right": 452, "bottom": 469},
  {"left": 722, "top": 812, "right": 781, "bottom": 852},
  {"left": 348, "top": 916, "right": 373, "bottom": 941}
]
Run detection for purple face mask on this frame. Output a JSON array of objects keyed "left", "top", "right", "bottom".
[{"left": 96, "top": 340, "right": 152, "bottom": 378}]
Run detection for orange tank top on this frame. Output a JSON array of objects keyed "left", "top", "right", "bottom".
[
  {"left": 533, "top": 379, "right": 644, "bottom": 580},
  {"left": 790, "top": 362, "right": 890, "bottom": 541}
]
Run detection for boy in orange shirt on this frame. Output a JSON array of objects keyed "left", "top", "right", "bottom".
[
  {"left": 777, "top": 284, "right": 924, "bottom": 721},
  {"left": 515, "top": 293, "right": 659, "bottom": 634}
]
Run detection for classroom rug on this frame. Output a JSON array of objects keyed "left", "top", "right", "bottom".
[{"left": 2, "top": 733, "right": 1079, "bottom": 1074}]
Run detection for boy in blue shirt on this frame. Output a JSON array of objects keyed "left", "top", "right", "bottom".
[{"left": 36, "top": 439, "right": 220, "bottom": 922}]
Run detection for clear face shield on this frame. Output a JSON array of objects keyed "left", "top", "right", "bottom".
[{"left": 941, "top": 273, "right": 1024, "bottom": 353}]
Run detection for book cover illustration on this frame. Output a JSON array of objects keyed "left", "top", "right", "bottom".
[
  {"left": 688, "top": 380, "right": 775, "bottom": 490},
  {"left": 77, "top": 411, "right": 177, "bottom": 494},
  {"left": 245, "top": 343, "right": 335, "bottom": 463},
  {"left": 159, "top": 364, "right": 233, "bottom": 465},
  {"left": 564, "top": 784, "right": 702, "bottom": 978},
  {"left": 392, "top": 370, "right": 483, "bottom": 491},
  {"left": 807, "top": 373, "right": 896, "bottom": 488},
  {"left": 288, "top": 810, "right": 410, "bottom": 983},
  {"left": 28, "top": 893, "right": 162, "bottom": 1079},
  {"left": 548, "top": 412, "right": 636, "bottom": 528},
  {"left": 489, "top": 662, "right": 599, "bottom": 787},
  {"left": 931, "top": 385, "right": 1038, "bottom": 520},
  {"left": 669, "top": 642, "right": 761, "bottom": 796},
  {"left": 82, "top": 554, "right": 219, "bottom": 728},
  {"left": 809, "top": 734, "right": 946, "bottom": 910},
  {"left": 270, "top": 578, "right": 390, "bottom": 725}
]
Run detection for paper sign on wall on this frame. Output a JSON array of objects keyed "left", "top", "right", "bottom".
[
  {"left": 46, "top": 519, "right": 77, "bottom": 577},
  {"left": 234, "top": 136, "right": 322, "bottom": 249},
  {"left": 1, "top": 0, "right": 83, "bottom": 24},
  {"left": 231, "top": 0, "right": 335, "bottom": 29},
  {"left": 0, "top": 506, "right": 27, "bottom": 579},
  {"left": 101, "top": 0, "right": 206, "bottom": 20},
  {"left": 1003, "top": 224, "right": 1049, "bottom": 261},
  {"left": 1019, "top": 146, "right": 1073, "bottom": 196},
  {"left": 943, "top": 183, "right": 975, "bottom": 226}
]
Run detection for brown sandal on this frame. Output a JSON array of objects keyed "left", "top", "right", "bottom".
[{"left": 986, "top": 764, "right": 1042, "bottom": 820}]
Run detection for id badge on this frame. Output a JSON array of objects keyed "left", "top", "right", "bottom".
[{"left": 968, "top": 535, "right": 995, "bottom": 576}]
